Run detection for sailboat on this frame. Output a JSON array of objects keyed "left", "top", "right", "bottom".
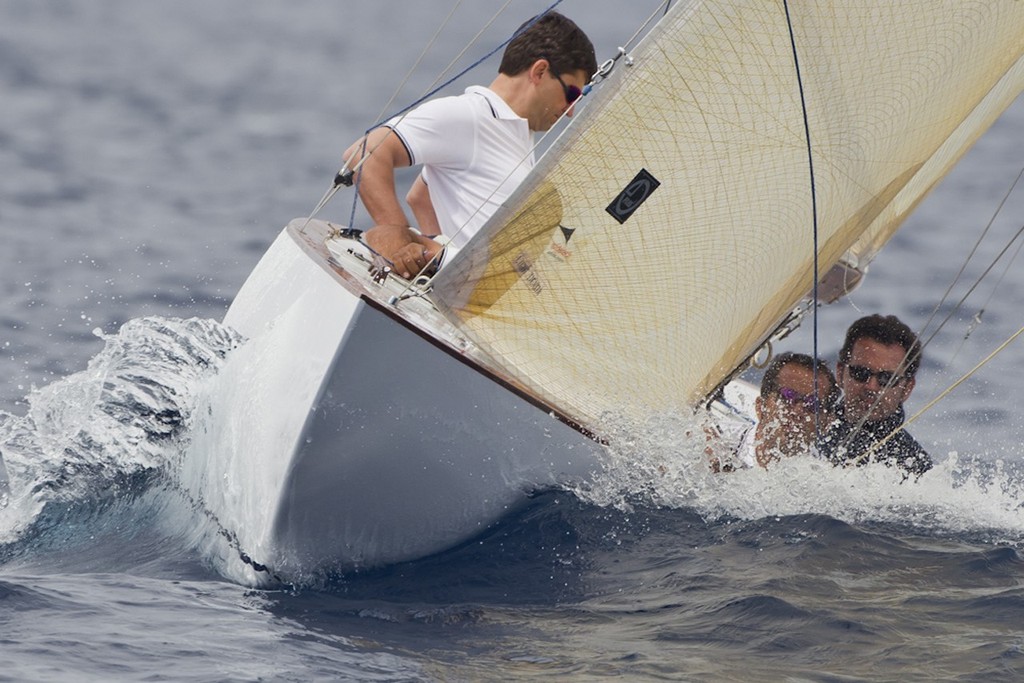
[{"left": 190, "top": 1, "right": 1024, "bottom": 584}]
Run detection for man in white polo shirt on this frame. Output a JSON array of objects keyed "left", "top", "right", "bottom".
[{"left": 343, "top": 11, "right": 597, "bottom": 279}]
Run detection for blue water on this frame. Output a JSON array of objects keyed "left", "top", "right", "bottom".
[{"left": 3, "top": 1, "right": 1024, "bottom": 680}]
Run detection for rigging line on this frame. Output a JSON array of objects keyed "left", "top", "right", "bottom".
[
  {"left": 351, "top": 1, "right": 514, "bottom": 239},
  {"left": 865, "top": 323, "right": 1024, "bottom": 460},
  {"left": 370, "top": 0, "right": 467, "bottom": 128},
  {"left": 305, "top": 0, "right": 471, "bottom": 229},
  {"left": 419, "top": 1, "right": 516, "bottom": 99},
  {"left": 947, "top": 166, "right": 1024, "bottom": 364},
  {"left": 836, "top": 167, "right": 1024, "bottom": 449},
  {"left": 838, "top": 219, "right": 1024, "bottom": 454},
  {"left": 782, "top": 0, "right": 822, "bottom": 439},
  {"left": 951, "top": 232, "right": 1024, "bottom": 363},
  {"left": 916, "top": 165, "right": 1024, "bottom": 347},
  {"left": 835, "top": 218, "right": 1019, "bottom": 454},
  {"left": 352, "top": 0, "right": 565, "bottom": 149},
  {"left": 371, "top": 0, "right": 567, "bottom": 127},
  {"left": 835, "top": 169, "right": 1024, "bottom": 449},
  {"left": 623, "top": 1, "right": 675, "bottom": 52},
  {"left": 839, "top": 165, "right": 1024, "bottom": 446},
  {"left": 915, "top": 218, "right": 1024, "bottom": 363}
]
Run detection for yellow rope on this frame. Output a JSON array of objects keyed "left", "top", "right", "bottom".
[{"left": 869, "top": 324, "right": 1024, "bottom": 455}]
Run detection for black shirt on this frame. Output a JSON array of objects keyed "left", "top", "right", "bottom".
[{"left": 821, "top": 405, "right": 932, "bottom": 478}]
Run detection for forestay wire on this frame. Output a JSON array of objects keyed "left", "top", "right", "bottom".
[
  {"left": 949, "top": 230, "right": 1024, "bottom": 363},
  {"left": 368, "top": 0, "right": 471, "bottom": 132}
]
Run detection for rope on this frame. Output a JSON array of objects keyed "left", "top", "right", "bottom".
[
  {"left": 950, "top": 232, "right": 1024, "bottom": 363},
  {"left": 867, "top": 323, "right": 1024, "bottom": 457},
  {"left": 308, "top": 1, "right": 473, "bottom": 230},
  {"left": 370, "top": 0, "right": 469, "bottom": 129},
  {"left": 782, "top": 0, "right": 823, "bottom": 439},
  {"left": 916, "top": 166, "right": 1024, "bottom": 356},
  {"left": 306, "top": 0, "right": 508, "bottom": 229},
  {"left": 834, "top": 164, "right": 1024, "bottom": 454},
  {"left": 367, "top": 0, "right": 566, "bottom": 130}
]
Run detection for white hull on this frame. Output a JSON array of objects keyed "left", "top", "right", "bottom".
[{"left": 197, "top": 219, "right": 603, "bottom": 581}]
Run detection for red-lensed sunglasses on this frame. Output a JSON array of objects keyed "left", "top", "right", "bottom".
[
  {"left": 544, "top": 57, "right": 584, "bottom": 104},
  {"left": 778, "top": 387, "right": 822, "bottom": 411}
]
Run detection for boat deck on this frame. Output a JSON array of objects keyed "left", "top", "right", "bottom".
[{"left": 290, "top": 218, "right": 485, "bottom": 357}]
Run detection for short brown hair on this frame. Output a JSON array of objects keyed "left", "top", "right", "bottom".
[
  {"left": 838, "top": 314, "right": 922, "bottom": 378},
  {"left": 499, "top": 11, "right": 597, "bottom": 80},
  {"left": 760, "top": 351, "right": 838, "bottom": 406}
]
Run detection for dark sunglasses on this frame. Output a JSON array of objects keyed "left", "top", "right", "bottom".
[
  {"left": 778, "top": 387, "right": 821, "bottom": 411},
  {"left": 846, "top": 364, "right": 903, "bottom": 386},
  {"left": 544, "top": 58, "right": 584, "bottom": 104}
]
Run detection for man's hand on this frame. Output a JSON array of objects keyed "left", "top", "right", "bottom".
[{"left": 364, "top": 224, "right": 442, "bottom": 279}]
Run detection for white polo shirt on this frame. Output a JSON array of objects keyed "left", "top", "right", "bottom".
[{"left": 385, "top": 85, "right": 535, "bottom": 251}]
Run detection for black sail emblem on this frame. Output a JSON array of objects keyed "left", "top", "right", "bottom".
[{"left": 606, "top": 168, "right": 661, "bottom": 224}]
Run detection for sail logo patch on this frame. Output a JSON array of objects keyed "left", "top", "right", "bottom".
[
  {"left": 545, "top": 224, "right": 576, "bottom": 263},
  {"left": 606, "top": 168, "right": 660, "bottom": 224}
]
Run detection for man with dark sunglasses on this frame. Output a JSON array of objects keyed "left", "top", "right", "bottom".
[
  {"left": 342, "top": 11, "right": 595, "bottom": 279},
  {"left": 823, "top": 314, "right": 932, "bottom": 477}
]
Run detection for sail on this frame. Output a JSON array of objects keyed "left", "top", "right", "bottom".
[{"left": 428, "top": 0, "right": 1024, "bottom": 430}]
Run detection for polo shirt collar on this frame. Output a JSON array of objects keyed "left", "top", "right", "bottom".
[{"left": 465, "top": 85, "right": 520, "bottom": 120}]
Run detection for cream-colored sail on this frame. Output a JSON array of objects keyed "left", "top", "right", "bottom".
[{"left": 428, "top": 0, "right": 1024, "bottom": 430}]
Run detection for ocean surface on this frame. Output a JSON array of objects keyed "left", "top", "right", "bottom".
[{"left": 2, "top": 2, "right": 1024, "bottom": 681}]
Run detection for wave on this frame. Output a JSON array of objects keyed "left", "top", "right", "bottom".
[
  {"left": 574, "top": 411, "right": 1024, "bottom": 546},
  {"left": 0, "top": 317, "right": 242, "bottom": 568}
]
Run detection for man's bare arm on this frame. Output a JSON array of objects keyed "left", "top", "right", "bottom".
[{"left": 343, "top": 128, "right": 440, "bottom": 277}]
